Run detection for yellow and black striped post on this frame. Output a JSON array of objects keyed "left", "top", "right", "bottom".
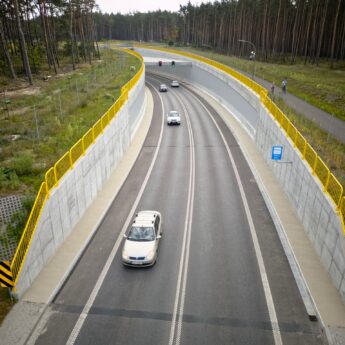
[{"left": 0, "top": 260, "right": 14, "bottom": 288}]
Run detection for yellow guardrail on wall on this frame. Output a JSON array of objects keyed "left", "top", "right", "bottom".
[
  {"left": 261, "top": 94, "right": 344, "bottom": 206},
  {"left": 141, "top": 46, "right": 345, "bottom": 234},
  {"left": 8, "top": 49, "right": 144, "bottom": 288}
]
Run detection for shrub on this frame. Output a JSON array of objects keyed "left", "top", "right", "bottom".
[
  {"left": 7, "top": 211, "right": 28, "bottom": 242},
  {"left": 6, "top": 194, "right": 35, "bottom": 243},
  {"left": 11, "top": 152, "right": 34, "bottom": 176},
  {"left": 0, "top": 168, "right": 20, "bottom": 190}
]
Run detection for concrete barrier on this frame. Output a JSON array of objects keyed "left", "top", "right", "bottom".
[
  {"left": 138, "top": 47, "right": 345, "bottom": 303},
  {"left": 256, "top": 105, "right": 345, "bottom": 302},
  {"left": 14, "top": 67, "right": 146, "bottom": 298}
]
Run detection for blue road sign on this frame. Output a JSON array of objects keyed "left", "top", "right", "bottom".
[{"left": 272, "top": 146, "right": 283, "bottom": 160}]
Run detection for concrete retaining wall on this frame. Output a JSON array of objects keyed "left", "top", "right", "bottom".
[
  {"left": 255, "top": 105, "right": 345, "bottom": 302},
  {"left": 139, "top": 48, "right": 345, "bottom": 303},
  {"left": 15, "top": 67, "right": 146, "bottom": 297}
]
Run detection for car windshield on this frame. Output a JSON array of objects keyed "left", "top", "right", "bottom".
[
  {"left": 127, "top": 226, "right": 155, "bottom": 241},
  {"left": 169, "top": 111, "right": 179, "bottom": 117}
]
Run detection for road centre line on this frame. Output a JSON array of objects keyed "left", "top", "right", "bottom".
[
  {"left": 166, "top": 90, "right": 196, "bottom": 345},
  {"left": 184, "top": 87, "right": 283, "bottom": 345},
  {"left": 65, "top": 82, "right": 165, "bottom": 345}
]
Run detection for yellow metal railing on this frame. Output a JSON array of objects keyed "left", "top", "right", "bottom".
[
  {"left": 9, "top": 48, "right": 144, "bottom": 288},
  {"left": 10, "top": 183, "right": 48, "bottom": 280},
  {"left": 341, "top": 197, "right": 345, "bottom": 229},
  {"left": 142, "top": 46, "right": 345, "bottom": 234},
  {"left": 261, "top": 95, "right": 344, "bottom": 212}
]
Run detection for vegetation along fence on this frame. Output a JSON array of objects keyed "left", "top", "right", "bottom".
[
  {"left": 142, "top": 46, "right": 345, "bottom": 235},
  {"left": 6, "top": 49, "right": 144, "bottom": 289}
]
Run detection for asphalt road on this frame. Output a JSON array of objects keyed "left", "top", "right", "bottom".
[{"left": 30, "top": 73, "right": 326, "bottom": 345}]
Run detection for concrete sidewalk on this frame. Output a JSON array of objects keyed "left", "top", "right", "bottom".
[{"left": 1, "top": 84, "right": 345, "bottom": 345}]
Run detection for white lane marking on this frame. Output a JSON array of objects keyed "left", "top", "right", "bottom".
[
  {"left": 185, "top": 88, "right": 283, "bottom": 345},
  {"left": 175, "top": 92, "right": 196, "bottom": 345},
  {"left": 168, "top": 91, "right": 196, "bottom": 345},
  {"left": 66, "top": 82, "right": 165, "bottom": 345}
]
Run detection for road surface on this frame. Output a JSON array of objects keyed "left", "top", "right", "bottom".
[{"left": 30, "top": 73, "right": 325, "bottom": 345}]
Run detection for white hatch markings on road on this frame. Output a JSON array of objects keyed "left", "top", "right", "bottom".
[
  {"left": 185, "top": 88, "right": 283, "bottom": 345},
  {"left": 65, "top": 83, "right": 165, "bottom": 345},
  {"left": 168, "top": 90, "right": 196, "bottom": 345}
]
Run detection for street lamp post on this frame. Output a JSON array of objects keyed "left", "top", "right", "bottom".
[{"left": 238, "top": 39, "right": 256, "bottom": 80}]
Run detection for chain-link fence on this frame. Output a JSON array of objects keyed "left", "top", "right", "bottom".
[{"left": 0, "top": 196, "right": 23, "bottom": 261}]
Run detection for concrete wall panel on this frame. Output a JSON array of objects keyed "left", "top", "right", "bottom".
[{"left": 256, "top": 105, "right": 345, "bottom": 302}]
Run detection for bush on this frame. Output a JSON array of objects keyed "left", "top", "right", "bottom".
[
  {"left": 11, "top": 152, "right": 34, "bottom": 176},
  {"left": 0, "top": 168, "right": 20, "bottom": 190},
  {"left": 6, "top": 194, "right": 35, "bottom": 242},
  {"left": 7, "top": 211, "right": 28, "bottom": 242}
]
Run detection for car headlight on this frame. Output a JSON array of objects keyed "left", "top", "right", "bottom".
[
  {"left": 146, "top": 250, "right": 155, "bottom": 261},
  {"left": 122, "top": 250, "right": 129, "bottom": 260}
]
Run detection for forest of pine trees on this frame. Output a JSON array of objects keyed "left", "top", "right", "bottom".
[
  {"left": 0, "top": 0, "right": 100, "bottom": 84},
  {"left": 1, "top": 0, "right": 344, "bottom": 85},
  {"left": 94, "top": 0, "right": 345, "bottom": 66}
]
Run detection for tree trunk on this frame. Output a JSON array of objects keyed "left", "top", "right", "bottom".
[
  {"left": 69, "top": 0, "right": 76, "bottom": 70},
  {"left": 0, "top": 18, "right": 17, "bottom": 79},
  {"left": 303, "top": 0, "right": 313, "bottom": 64},
  {"left": 272, "top": 0, "right": 282, "bottom": 57},
  {"left": 330, "top": 0, "right": 341, "bottom": 68},
  {"left": 315, "top": 0, "right": 328, "bottom": 65},
  {"left": 38, "top": 0, "right": 53, "bottom": 69},
  {"left": 14, "top": 0, "right": 33, "bottom": 85}
]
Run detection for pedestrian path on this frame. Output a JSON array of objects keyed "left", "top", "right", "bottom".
[{"left": 242, "top": 70, "right": 345, "bottom": 144}]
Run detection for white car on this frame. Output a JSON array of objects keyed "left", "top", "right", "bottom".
[
  {"left": 122, "top": 211, "right": 162, "bottom": 266},
  {"left": 167, "top": 110, "right": 181, "bottom": 125},
  {"left": 170, "top": 80, "right": 179, "bottom": 87},
  {"left": 159, "top": 84, "right": 168, "bottom": 92}
]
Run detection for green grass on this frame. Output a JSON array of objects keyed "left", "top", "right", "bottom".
[{"left": 0, "top": 49, "right": 141, "bottom": 197}]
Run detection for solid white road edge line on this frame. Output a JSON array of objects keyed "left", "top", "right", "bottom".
[
  {"left": 185, "top": 87, "right": 283, "bottom": 345},
  {"left": 65, "top": 82, "right": 165, "bottom": 345}
]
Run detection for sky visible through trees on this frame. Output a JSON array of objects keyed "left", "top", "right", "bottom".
[{"left": 0, "top": 0, "right": 344, "bottom": 85}]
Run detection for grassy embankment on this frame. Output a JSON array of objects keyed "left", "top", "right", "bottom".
[
  {"left": 177, "top": 47, "right": 345, "bottom": 187},
  {"left": 0, "top": 49, "right": 140, "bottom": 199}
]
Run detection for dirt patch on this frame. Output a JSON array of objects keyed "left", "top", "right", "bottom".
[
  {"left": 0, "top": 288, "right": 14, "bottom": 325},
  {"left": 2, "top": 87, "right": 41, "bottom": 98},
  {"left": 10, "top": 107, "right": 31, "bottom": 116}
]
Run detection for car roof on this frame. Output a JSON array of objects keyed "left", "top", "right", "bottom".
[{"left": 132, "top": 210, "right": 160, "bottom": 227}]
